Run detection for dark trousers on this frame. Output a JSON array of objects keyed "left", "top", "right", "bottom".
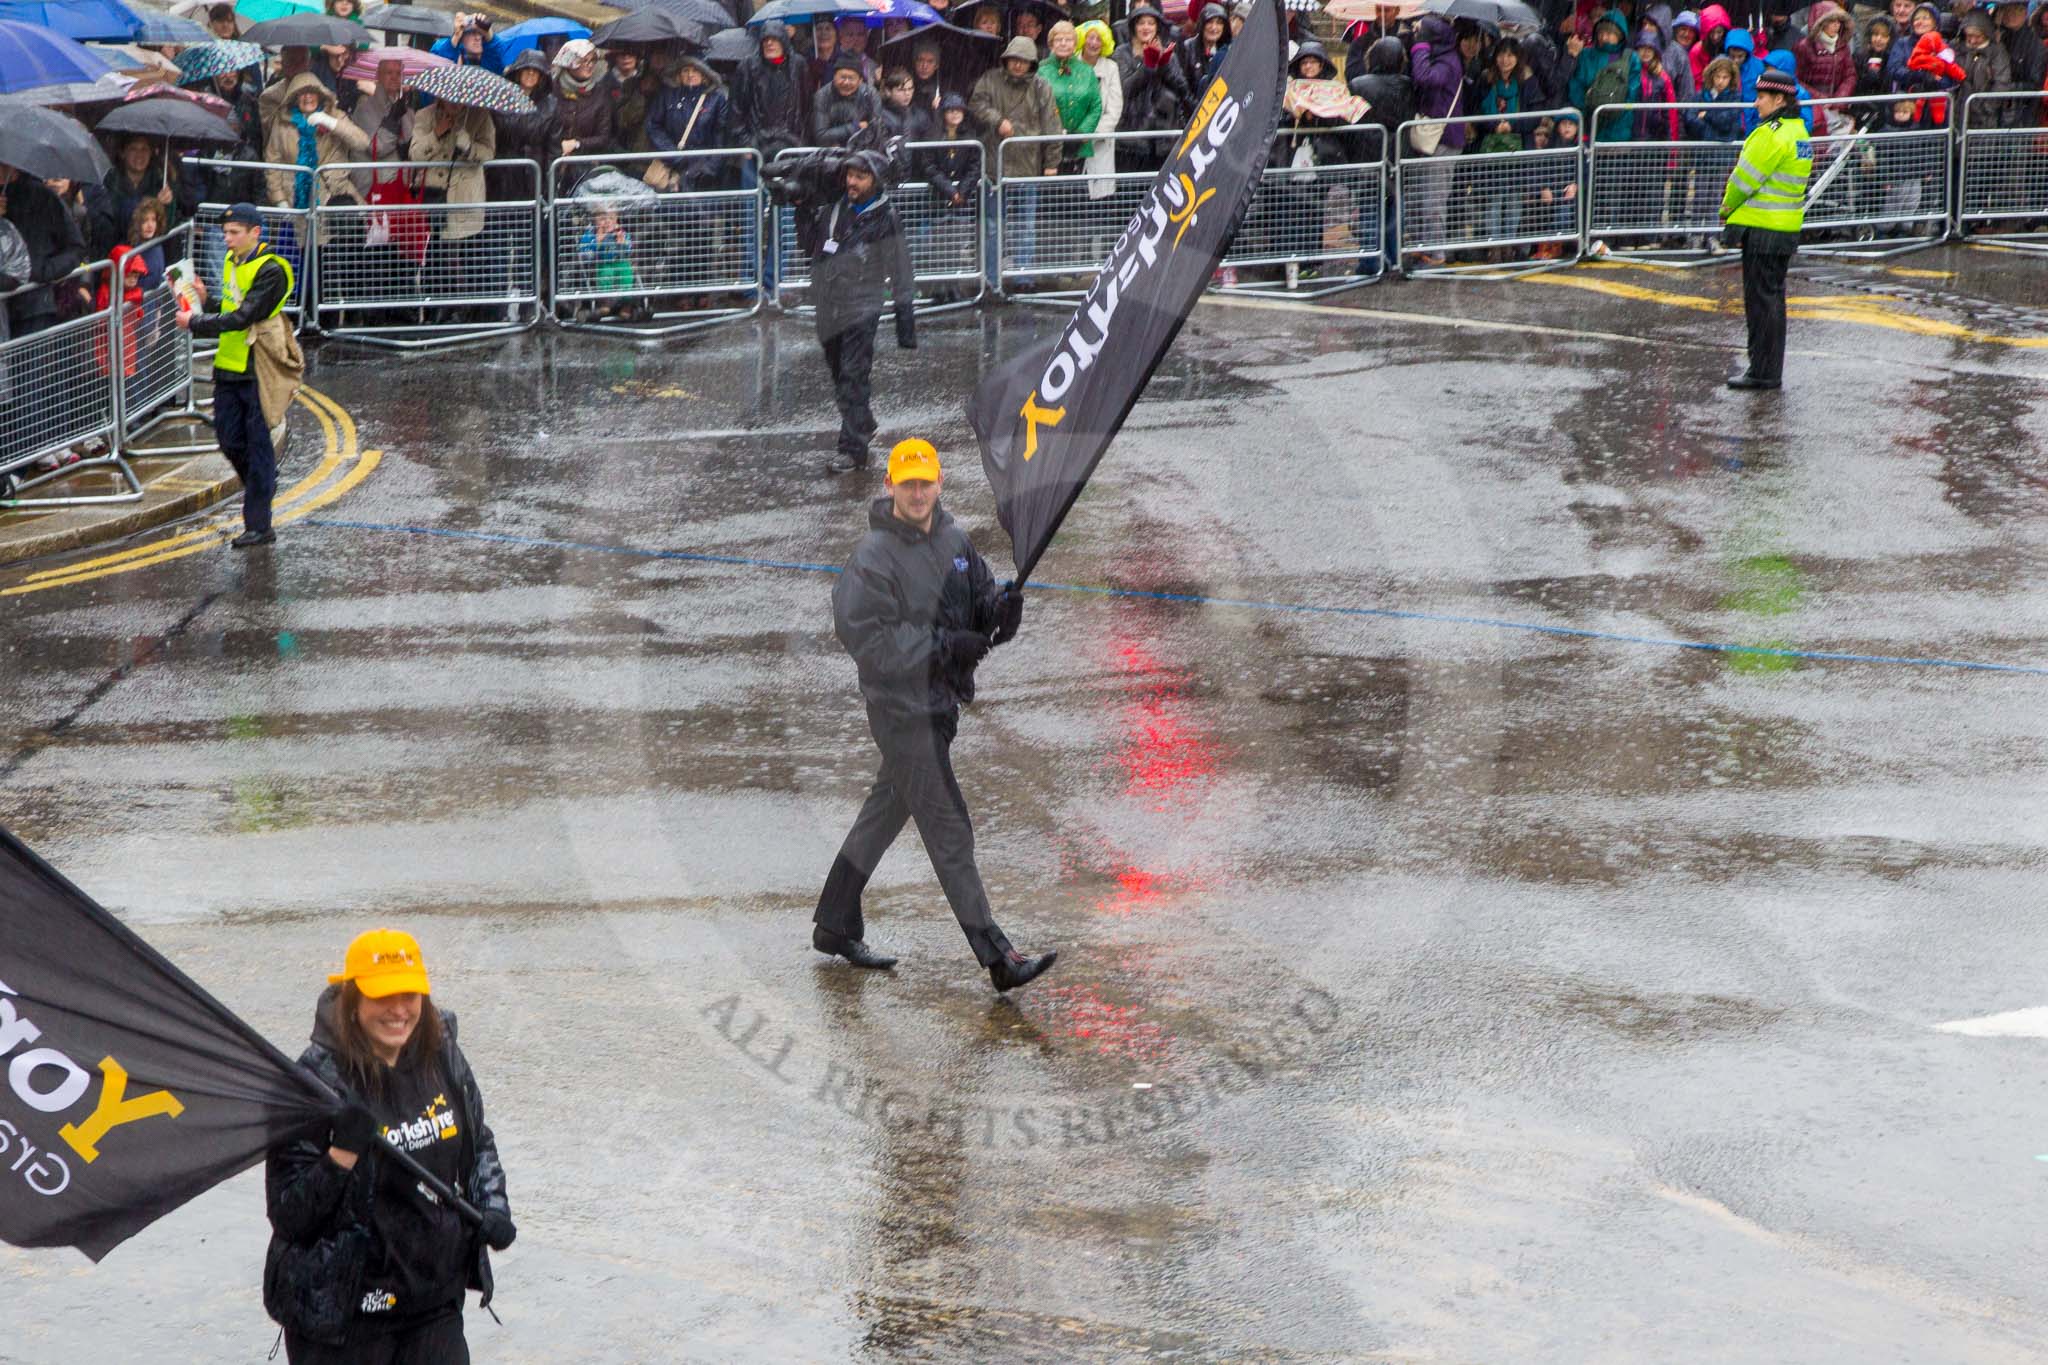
[
  {"left": 212, "top": 376, "right": 276, "bottom": 534},
  {"left": 1740, "top": 231, "right": 1792, "bottom": 383},
  {"left": 819, "top": 317, "right": 878, "bottom": 463},
  {"left": 815, "top": 707, "right": 1011, "bottom": 967},
  {"left": 285, "top": 1308, "right": 467, "bottom": 1365}
]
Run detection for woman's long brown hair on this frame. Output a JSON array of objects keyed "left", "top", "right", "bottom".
[{"left": 331, "top": 981, "right": 445, "bottom": 1102}]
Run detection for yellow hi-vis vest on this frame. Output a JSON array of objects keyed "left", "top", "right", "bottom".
[
  {"left": 213, "top": 248, "right": 293, "bottom": 375},
  {"left": 1721, "top": 114, "right": 1812, "bottom": 233}
]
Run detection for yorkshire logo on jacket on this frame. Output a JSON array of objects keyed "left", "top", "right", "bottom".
[{"left": 968, "top": 0, "right": 1287, "bottom": 583}]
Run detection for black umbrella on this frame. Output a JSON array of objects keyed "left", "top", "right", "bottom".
[
  {"left": 590, "top": 7, "right": 707, "bottom": 47},
  {"left": 361, "top": 2, "right": 452, "bottom": 37},
  {"left": 0, "top": 103, "right": 110, "bottom": 181},
  {"left": 1409, "top": 0, "right": 1540, "bottom": 26},
  {"left": 239, "top": 13, "right": 370, "bottom": 46},
  {"left": 877, "top": 21, "right": 998, "bottom": 91},
  {"left": 705, "top": 24, "right": 752, "bottom": 62},
  {"left": 946, "top": 0, "right": 1063, "bottom": 35},
  {"left": 92, "top": 92, "right": 237, "bottom": 142},
  {"left": 607, "top": 0, "right": 733, "bottom": 24}
]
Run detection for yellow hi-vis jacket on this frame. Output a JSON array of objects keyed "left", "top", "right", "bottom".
[
  {"left": 214, "top": 249, "right": 293, "bottom": 375},
  {"left": 1720, "top": 114, "right": 1812, "bottom": 233}
]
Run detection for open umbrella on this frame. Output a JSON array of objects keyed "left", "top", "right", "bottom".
[
  {"left": 607, "top": 0, "right": 732, "bottom": 25},
  {"left": 876, "top": 20, "right": 997, "bottom": 90},
  {"left": 703, "top": 23, "right": 750, "bottom": 62},
  {"left": 339, "top": 41, "right": 445, "bottom": 78},
  {"left": 238, "top": 10, "right": 357, "bottom": 44},
  {"left": 750, "top": 0, "right": 939, "bottom": 24},
  {"left": 0, "top": 73, "right": 128, "bottom": 102},
  {"left": 0, "top": 0, "right": 144, "bottom": 42},
  {"left": 0, "top": 102, "right": 110, "bottom": 178},
  {"left": 0, "top": 17, "right": 121, "bottom": 93},
  {"left": 171, "top": 35, "right": 258, "bottom": 81},
  {"left": 589, "top": 6, "right": 705, "bottom": 46},
  {"left": 234, "top": 0, "right": 320, "bottom": 22},
  {"left": 570, "top": 165, "right": 657, "bottom": 204},
  {"left": 92, "top": 86, "right": 236, "bottom": 138},
  {"left": 360, "top": 2, "right": 448, "bottom": 37},
  {"left": 495, "top": 14, "right": 587, "bottom": 60},
  {"left": 1402, "top": 0, "right": 1537, "bottom": 21},
  {"left": 403, "top": 60, "right": 532, "bottom": 113},
  {"left": 129, "top": 11, "right": 212, "bottom": 42}
]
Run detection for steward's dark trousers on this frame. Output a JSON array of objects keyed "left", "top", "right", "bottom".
[
  {"left": 819, "top": 316, "right": 879, "bottom": 464},
  {"left": 212, "top": 376, "right": 276, "bottom": 534},
  {"left": 1740, "top": 229, "right": 1794, "bottom": 384},
  {"left": 815, "top": 706, "right": 1012, "bottom": 967},
  {"left": 285, "top": 1307, "right": 468, "bottom": 1364}
]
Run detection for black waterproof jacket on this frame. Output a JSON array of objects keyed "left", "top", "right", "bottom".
[
  {"left": 730, "top": 27, "right": 813, "bottom": 159},
  {"left": 1350, "top": 39, "right": 1416, "bottom": 162},
  {"left": 262, "top": 988, "right": 511, "bottom": 1347},
  {"left": 2, "top": 175, "right": 85, "bottom": 331},
  {"left": 834, "top": 497, "right": 1004, "bottom": 719},
  {"left": 806, "top": 153, "right": 916, "bottom": 346}
]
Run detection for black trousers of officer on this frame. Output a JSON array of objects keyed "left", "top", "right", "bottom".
[
  {"left": 285, "top": 1306, "right": 467, "bottom": 1365},
  {"left": 819, "top": 315, "right": 879, "bottom": 464},
  {"left": 1739, "top": 227, "right": 1796, "bottom": 384},
  {"left": 212, "top": 375, "right": 276, "bottom": 535},
  {"left": 815, "top": 706, "right": 1011, "bottom": 967}
]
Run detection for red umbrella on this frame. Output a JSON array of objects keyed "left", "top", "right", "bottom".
[{"left": 339, "top": 42, "right": 451, "bottom": 81}]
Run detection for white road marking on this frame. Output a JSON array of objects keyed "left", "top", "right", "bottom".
[{"left": 1934, "top": 1007, "right": 2048, "bottom": 1038}]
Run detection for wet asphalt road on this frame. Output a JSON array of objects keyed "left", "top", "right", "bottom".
[{"left": 5, "top": 245, "right": 2048, "bottom": 1362}]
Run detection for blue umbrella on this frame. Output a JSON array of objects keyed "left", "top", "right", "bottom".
[
  {"left": 748, "top": 0, "right": 940, "bottom": 24},
  {"left": 0, "top": 17, "right": 122, "bottom": 93},
  {"left": 493, "top": 14, "right": 587, "bottom": 60},
  {"left": 130, "top": 11, "right": 212, "bottom": 42},
  {"left": 0, "top": 0, "right": 144, "bottom": 42}
]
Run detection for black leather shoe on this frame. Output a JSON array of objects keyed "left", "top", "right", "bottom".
[
  {"left": 230, "top": 529, "right": 276, "bottom": 549},
  {"left": 822, "top": 453, "right": 870, "bottom": 476},
  {"left": 1726, "top": 373, "right": 1781, "bottom": 391},
  {"left": 813, "top": 926, "right": 897, "bottom": 969},
  {"left": 990, "top": 949, "right": 1058, "bottom": 993}
]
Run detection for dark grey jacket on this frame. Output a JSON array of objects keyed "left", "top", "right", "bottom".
[
  {"left": 834, "top": 497, "right": 1004, "bottom": 718},
  {"left": 808, "top": 155, "right": 916, "bottom": 346},
  {"left": 263, "top": 988, "right": 511, "bottom": 1346}
]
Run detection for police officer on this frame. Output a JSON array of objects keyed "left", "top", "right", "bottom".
[
  {"left": 813, "top": 438, "right": 1058, "bottom": 993},
  {"left": 176, "top": 202, "right": 293, "bottom": 547},
  {"left": 1720, "top": 67, "right": 1811, "bottom": 391}
]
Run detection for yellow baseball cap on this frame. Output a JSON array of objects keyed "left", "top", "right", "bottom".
[
  {"left": 328, "top": 929, "right": 432, "bottom": 998},
  {"left": 887, "top": 438, "right": 941, "bottom": 484}
]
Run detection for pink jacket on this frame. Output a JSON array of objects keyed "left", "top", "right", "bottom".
[{"left": 1690, "top": 3, "right": 1735, "bottom": 88}]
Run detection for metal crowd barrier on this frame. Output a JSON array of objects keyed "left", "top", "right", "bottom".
[
  {"left": 993, "top": 130, "right": 1160, "bottom": 298},
  {"left": 314, "top": 158, "right": 543, "bottom": 350},
  {"left": 1224, "top": 124, "right": 1387, "bottom": 296},
  {"left": 1957, "top": 91, "right": 2048, "bottom": 254},
  {"left": 0, "top": 260, "right": 136, "bottom": 507},
  {"left": 549, "top": 149, "right": 765, "bottom": 338},
  {"left": 116, "top": 221, "right": 212, "bottom": 458},
  {"left": 1395, "top": 109, "right": 1582, "bottom": 276},
  {"left": 772, "top": 139, "right": 987, "bottom": 316},
  {"left": 1586, "top": 97, "right": 1953, "bottom": 264}
]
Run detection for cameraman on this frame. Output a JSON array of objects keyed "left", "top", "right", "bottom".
[{"left": 767, "top": 143, "right": 915, "bottom": 476}]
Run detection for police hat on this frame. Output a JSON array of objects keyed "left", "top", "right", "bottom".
[{"left": 1756, "top": 67, "right": 1798, "bottom": 96}]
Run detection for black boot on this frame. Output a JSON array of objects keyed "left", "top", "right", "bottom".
[
  {"left": 230, "top": 529, "right": 275, "bottom": 549},
  {"left": 813, "top": 925, "right": 897, "bottom": 970},
  {"left": 1726, "top": 372, "right": 1781, "bottom": 391},
  {"left": 822, "top": 451, "right": 870, "bottom": 476},
  {"left": 989, "top": 948, "right": 1058, "bottom": 993}
]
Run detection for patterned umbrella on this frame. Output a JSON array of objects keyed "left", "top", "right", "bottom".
[
  {"left": 749, "top": 0, "right": 940, "bottom": 24},
  {"left": 360, "top": 3, "right": 449, "bottom": 37},
  {"left": 130, "top": 11, "right": 212, "bottom": 42},
  {"left": 171, "top": 36, "right": 259, "bottom": 82},
  {"left": 92, "top": 86, "right": 237, "bottom": 138},
  {"left": 0, "top": 16, "right": 122, "bottom": 93},
  {"left": 403, "top": 60, "right": 532, "bottom": 114},
  {"left": 1280, "top": 0, "right": 1321, "bottom": 9},
  {"left": 339, "top": 41, "right": 447, "bottom": 79},
  {"left": 0, "top": 0, "right": 144, "bottom": 42}
]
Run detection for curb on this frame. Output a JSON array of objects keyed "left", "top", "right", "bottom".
[{"left": 0, "top": 452, "right": 241, "bottom": 569}]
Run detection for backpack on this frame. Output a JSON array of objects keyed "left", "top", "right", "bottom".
[{"left": 1582, "top": 55, "right": 1629, "bottom": 133}]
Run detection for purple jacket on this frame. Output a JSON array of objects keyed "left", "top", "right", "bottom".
[{"left": 1410, "top": 16, "right": 1468, "bottom": 150}]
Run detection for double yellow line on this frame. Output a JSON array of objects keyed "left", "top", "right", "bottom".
[{"left": 4, "top": 386, "right": 381, "bottom": 597}]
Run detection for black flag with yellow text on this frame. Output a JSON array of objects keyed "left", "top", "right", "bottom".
[{"left": 968, "top": 0, "right": 1288, "bottom": 581}]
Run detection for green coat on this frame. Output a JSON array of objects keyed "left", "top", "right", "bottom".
[{"left": 1039, "top": 53, "right": 1103, "bottom": 159}]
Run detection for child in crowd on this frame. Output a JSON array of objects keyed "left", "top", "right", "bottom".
[{"left": 576, "top": 206, "right": 642, "bottom": 323}]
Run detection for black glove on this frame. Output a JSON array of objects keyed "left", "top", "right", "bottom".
[
  {"left": 991, "top": 581, "right": 1023, "bottom": 646},
  {"left": 480, "top": 1210, "right": 517, "bottom": 1251},
  {"left": 940, "top": 629, "right": 991, "bottom": 668},
  {"left": 329, "top": 1102, "right": 381, "bottom": 1157}
]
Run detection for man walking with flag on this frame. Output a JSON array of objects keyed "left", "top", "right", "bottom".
[{"left": 813, "top": 439, "right": 1058, "bottom": 993}]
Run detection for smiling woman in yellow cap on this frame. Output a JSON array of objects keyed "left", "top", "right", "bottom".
[{"left": 262, "top": 929, "right": 515, "bottom": 1364}]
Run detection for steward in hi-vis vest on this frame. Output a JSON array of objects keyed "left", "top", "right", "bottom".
[
  {"left": 1720, "top": 67, "right": 1811, "bottom": 391},
  {"left": 179, "top": 201, "right": 293, "bottom": 548}
]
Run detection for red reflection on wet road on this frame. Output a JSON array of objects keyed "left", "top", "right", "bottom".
[
  {"left": 1034, "top": 982, "right": 1170, "bottom": 1063},
  {"left": 1107, "top": 637, "right": 1218, "bottom": 809}
]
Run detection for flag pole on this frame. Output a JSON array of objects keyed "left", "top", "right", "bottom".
[{"left": 0, "top": 826, "right": 485, "bottom": 1228}]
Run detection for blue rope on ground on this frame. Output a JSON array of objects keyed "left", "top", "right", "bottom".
[{"left": 300, "top": 518, "right": 2048, "bottom": 678}]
